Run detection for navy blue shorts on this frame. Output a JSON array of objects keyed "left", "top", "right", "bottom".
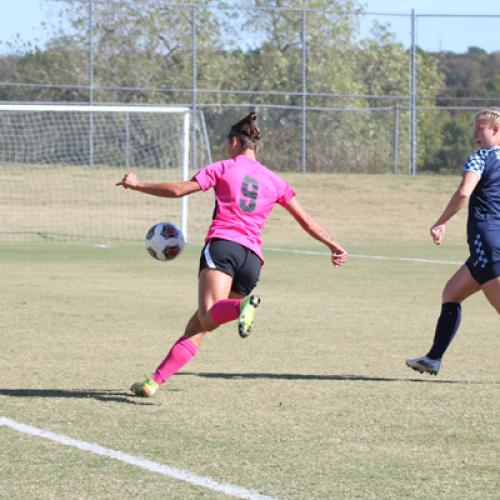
[
  {"left": 465, "top": 257, "right": 500, "bottom": 285},
  {"left": 199, "top": 238, "right": 261, "bottom": 296},
  {"left": 467, "top": 228, "right": 500, "bottom": 284}
]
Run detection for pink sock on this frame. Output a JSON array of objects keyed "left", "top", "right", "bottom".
[
  {"left": 209, "top": 299, "right": 241, "bottom": 325},
  {"left": 150, "top": 337, "right": 198, "bottom": 385}
]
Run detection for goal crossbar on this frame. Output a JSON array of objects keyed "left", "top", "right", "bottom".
[{"left": 0, "top": 104, "right": 190, "bottom": 114}]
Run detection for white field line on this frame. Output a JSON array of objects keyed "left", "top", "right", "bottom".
[
  {"left": 266, "top": 247, "right": 462, "bottom": 266},
  {"left": 0, "top": 417, "right": 276, "bottom": 500}
]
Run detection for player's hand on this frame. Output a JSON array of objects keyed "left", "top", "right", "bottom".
[
  {"left": 116, "top": 171, "right": 139, "bottom": 189},
  {"left": 430, "top": 224, "right": 445, "bottom": 245},
  {"left": 331, "top": 247, "right": 348, "bottom": 267}
]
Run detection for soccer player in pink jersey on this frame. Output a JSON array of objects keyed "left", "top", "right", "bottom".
[{"left": 117, "top": 112, "right": 348, "bottom": 397}]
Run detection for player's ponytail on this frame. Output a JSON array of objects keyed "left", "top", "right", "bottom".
[{"left": 228, "top": 112, "right": 260, "bottom": 151}]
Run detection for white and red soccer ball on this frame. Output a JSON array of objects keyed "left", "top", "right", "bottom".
[{"left": 145, "top": 222, "right": 185, "bottom": 261}]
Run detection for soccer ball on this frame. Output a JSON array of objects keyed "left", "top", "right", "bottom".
[{"left": 144, "top": 222, "right": 185, "bottom": 261}]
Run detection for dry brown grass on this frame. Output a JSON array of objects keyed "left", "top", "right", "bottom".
[{"left": 1, "top": 166, "right": 466, "bottom": 248}]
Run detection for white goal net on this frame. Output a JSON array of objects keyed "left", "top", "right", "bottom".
[{"left": 0, "top": 104, "right": 214, "bottom": 245}]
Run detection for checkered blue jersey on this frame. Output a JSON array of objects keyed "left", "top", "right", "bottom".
[
  {"left": 464, "top": 147, "right": 500, "bottom": 224},
  {"left": 463, "top": 146, "right": 500, "bottom": 266}
]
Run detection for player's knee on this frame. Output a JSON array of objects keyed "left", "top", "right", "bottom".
[{"left": 442, "top": 285, "right": 460, "bottom": 303}]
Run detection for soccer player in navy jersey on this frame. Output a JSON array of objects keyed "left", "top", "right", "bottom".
[{"left": 406, "top": 109, "right": 500, "bottom": 375}]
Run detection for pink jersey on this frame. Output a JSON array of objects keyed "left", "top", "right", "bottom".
[{"left": 193, "top": 154, "right": 296, "bottom": 263}]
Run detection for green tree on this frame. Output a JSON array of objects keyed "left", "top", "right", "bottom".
[{"left": 0, "top": 0, "right": 446, "bottom": 172}]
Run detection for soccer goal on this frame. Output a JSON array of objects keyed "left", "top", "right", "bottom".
[{"left": 0, "top": 104, "right": 212, "bottom": 245}]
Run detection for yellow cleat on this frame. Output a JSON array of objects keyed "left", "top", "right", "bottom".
[
  {"left": 238, "top": 295, "right": 261, "bottom": 338},
  {"left": 130, "top": 378, "right": 159, "bottom": 397}
]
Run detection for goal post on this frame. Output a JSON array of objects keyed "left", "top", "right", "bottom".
[{"left": 0, "top": 103, "right": 211, "bottom": 245}]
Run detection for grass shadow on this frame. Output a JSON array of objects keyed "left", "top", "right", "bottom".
[
  {"left": 0, "top": 388, "right": 158, "bottom": 405},
  {"left": 180, "top": 371, "right": 499, "bottom": 385}
]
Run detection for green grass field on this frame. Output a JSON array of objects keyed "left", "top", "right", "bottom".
[{"left": 1, "top": 173, "right": 499, "bottom": 499}]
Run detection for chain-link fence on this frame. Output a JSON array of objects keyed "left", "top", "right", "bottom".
[{"left": 1, "top": 0, "right": 500, "bottom": 174}]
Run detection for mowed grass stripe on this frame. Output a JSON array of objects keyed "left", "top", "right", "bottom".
[{"left": 0, "top": 417, "right": 276, "bottom": 500}]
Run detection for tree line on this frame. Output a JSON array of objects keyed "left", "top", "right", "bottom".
[{"left": 0, "top": 0, "right": 498, "bottom": 173}]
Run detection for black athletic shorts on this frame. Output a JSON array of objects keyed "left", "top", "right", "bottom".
[{"left": 199, "top": 238, "right": 261, "bottom": 296}]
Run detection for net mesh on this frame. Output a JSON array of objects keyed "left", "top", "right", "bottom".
[{"left": 0, "top": 106, "right": 214, "bottom": 244}]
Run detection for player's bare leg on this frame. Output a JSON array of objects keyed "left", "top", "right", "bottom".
[
  {"left": 481, "top": 276, "right": 500, "bottom": 314},
  {"left": 442, "top": 265, "right": 480, "bottom": 303}
]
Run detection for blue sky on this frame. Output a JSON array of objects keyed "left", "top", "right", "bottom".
[
  {"left": 0, "top": 0, "right": 499, "bottom": 54},
  {"left": 361, "top": 0, "right": 500, "bottom": 53}
]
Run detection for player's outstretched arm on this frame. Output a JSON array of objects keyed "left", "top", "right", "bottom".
[
  {"left": 430, "top": 171, "right": 479, "bottom": 245},
  {"left": 116, "top": 171, "right": 201, "bottom": 198},
  {"left": 283, "top": 197, "right": 348, "bottom": 267}
]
